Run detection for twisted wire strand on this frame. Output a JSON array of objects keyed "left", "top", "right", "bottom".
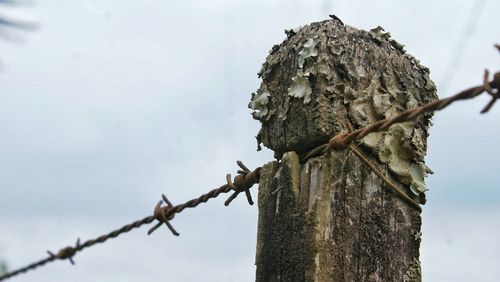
[
  {"left": 0, "top": 164, "right": 260, "bottom": 281},
  {"left": 1, "top": 60, "right": 497, "bottom": 282},
  {"left": 330, "top": 86, "right": 483, "bottom": 149},
  {"left": 0, "top": 214, "right": 157, "bottom": 280},
  {"left": 349, "top": 144, "right": 422, "bottom": 212},
  {"left": 166, "top": 184, "right": 230, "bottom": 216},
  {"left": 300, "top": 69, "right": 499, "bottom": 163},
  {"left": 73, "top": 184, "right": 235, "bottom": 253},
  {"left": 0, "top": 258, "right": 52, "bottom": 281},
  {"left": 77, "top": 215, "right": 155, "bottom": 251}
]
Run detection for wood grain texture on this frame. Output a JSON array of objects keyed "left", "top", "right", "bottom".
[
  {"left": 250, "top": 19, "right": 437, "bottom": 196},
  {"left": 252, "top": 18, "right": 433, "bottom": 282},
  {"left": 255, "top": 151, "right": 422, "bottom": 282}
]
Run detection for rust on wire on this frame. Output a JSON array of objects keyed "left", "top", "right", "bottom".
[
  {"left": 481, "top": 69, "right": 500, "bottom": 113},
  {"left": 298, "top": 55, "right": 499, "bottom": 212},
  {"left": 0, "top": 161, "right": 261, "bottom": 281},
  {"left": 1, "top": 45, "right": 498, "bottom": 282},
  {"left": 47, "top": 238, "right": 81, "bottom": 265},
  {"left": 300, "top": 66, "right": 500, "bottom": 164},
  {"left": 224, "top": 161, "right": 261, "bottom": 206},
  {"left": 349, "top": 144, "right": 422, "bottom": 212},
  {"left": 327, "top": 69, "right": 500, "bottom": 152},
  {"left": 148, "top": 194, "right": 179, "bottom": 236}
]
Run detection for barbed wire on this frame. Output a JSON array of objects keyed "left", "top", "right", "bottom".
[
  {"left": 297, "top": 58, "right": 499, "bottom": 213},
  {"left": 0, "top": 161, "right": 261, "bottom": 281},
  {"left": 1, "top": 47, "right": 498, "bottom": 282},
  {"left": 300, "top": 67, "right": 500, "bottom": 163},
  {"left": 348, "top": 144, "right": 423, "bottom": 212}
]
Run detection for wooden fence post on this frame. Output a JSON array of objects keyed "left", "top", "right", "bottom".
[{"left": 250, "top": 18, "right": 437, "bottom": 282}]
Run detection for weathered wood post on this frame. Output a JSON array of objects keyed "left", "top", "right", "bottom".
[{"left": 250, "top": 18, "right": 437, "bottom": 281}]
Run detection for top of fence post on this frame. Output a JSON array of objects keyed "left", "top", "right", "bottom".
[{"left": 249, "top": 17, "right": 438, "bottom": 196}]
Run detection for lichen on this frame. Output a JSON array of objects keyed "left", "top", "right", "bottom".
[
  {"left": 249, "top": 89, "right": 271, "bottom": 119},
  {"left": 389, "top": 38, "right": 406, "bottom": 53},
  {"left": 362, "top": 122, "right": 432, "bottom": 193},
  {"left": 251, "top": 19, "right": 437, "bottom": 194},
  {"left": 367, "top": 26, "right": 406, "bottom": 53},
  {"left": 409, "top": 162, "right": 432, "bottom": 195},
  {"left": 298, "top": 37, "right": 319, "bottom": 68},
  {"left": 311, "top": 58, "right": 330, "bottom": 76},
  {"left": 354, "top": 70, "right": 434, "bottom": 195},
  {"left": 369, "top": 26, "right": 391, "bottom": 45},
  {"left": 287, "top": 71, "right": 312, "bottom": 104},
  {"left": 403, "top": 258, "right": 422, "bottom": 282}
]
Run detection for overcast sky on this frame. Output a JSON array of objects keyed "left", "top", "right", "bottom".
[{"left": 0, "top": 0, "right": 499, "bottom": 281}]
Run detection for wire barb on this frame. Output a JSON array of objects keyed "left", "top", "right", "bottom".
[
  {"left": 224, "top": 161, "right": 261, "bottom": 206},
  {"left": 326, "top": 68, "right": 500, "bottom": 152},
  {"left": 0, "top": 159, "right": 262, "bottom": 281},
  {"left": 1, "top": 45, "right": 498, "bottom": 282},
  {"left": 47, "top": 238, "right": 81, "bottom": 265},
  {"left": 480, "top": 69, "right": 500, "bottom": 113},
  {"left": 300, "top": 63, "right": 499, "bottom": 210},
  {"left": 148, "top": 194, "right": 179, "bottom": 236}
]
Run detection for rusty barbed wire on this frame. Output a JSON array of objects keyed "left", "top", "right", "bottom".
[
  {"left": 301, "top": 67, "right": 500, "bottom": 163},
  {"left": 297, "top": 59, "right": 500, "bottom": 213},
  {"left": 1, "top": 46, "right": 498, "bottom": 282},
  {"left": 0, "top": 161, "right": 261, "bottom": 281},
  {"left": 328, "top": 69, "right": 499, "bottom": 151},
  {"left": 349, "top": 144, "right": 423, "bottom": 212}
]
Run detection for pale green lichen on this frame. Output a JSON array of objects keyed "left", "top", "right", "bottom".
[
  {"left": 410, "top": 162, "right": 432, "bottom": 195},
  {"left": 390, "top": 38, "right": 406, "bottom": 53},
  {"left": 298, "top": 37, "right": 319, "bottom": 68},
  {"left": 249, "top": 89, "right": 271, "bottom": 119},
  {"left": 403, "top": 258, "right": 422, "bottom": 282},
  {"left": 373, "top": 92, "right": 393, "bottom": 115},
  {"left": 312, "top": 58, "right": 330, "bottom": 76},
  {"left": 252, "top": 20, "right": 436, "bottom": 195},
  {"left": 369, "top": 26, "right": 391, "bottom": 44},
  {"left": 362, "top": 132, "right": 384, "bottom": 148},
  {"left": 354, "top": 71, "right": 433, "bottom": 195},
  {"left": 361, "top": 121, "right": 432, "bottom": 194},
  {"left": 288, "top": 72, "right": 312, "bottom": 104},
  {"left": 411, "top": 128, "right": 427, "bottom": 160}
]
